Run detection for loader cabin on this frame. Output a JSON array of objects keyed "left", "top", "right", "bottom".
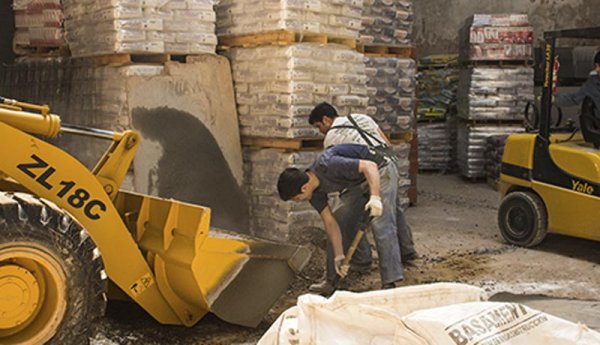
[{"left": 498, "top": 27, "right": 600, "bottom": 246}]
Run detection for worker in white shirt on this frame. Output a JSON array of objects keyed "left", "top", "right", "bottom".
[{"left": 308, "top": 102, "right": 417, "bottom": 293}]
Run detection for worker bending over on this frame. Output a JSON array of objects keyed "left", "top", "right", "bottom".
[{"left": 278, "top": 144, "right": 405, "bottom": 291}]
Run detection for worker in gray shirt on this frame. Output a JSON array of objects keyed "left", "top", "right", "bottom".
[
  {"left": 278, "top": 144, "right": 405, "bottom": 293},
  {"left": 555, "top": 51, "right": 600, "bottom": 109}
]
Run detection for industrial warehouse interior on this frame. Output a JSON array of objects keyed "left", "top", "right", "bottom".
[{"left": 0, "top": 1, "right": 599, "bottom": 344}]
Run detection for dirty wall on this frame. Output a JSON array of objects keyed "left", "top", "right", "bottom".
[{"left": 414, "top": 0, "right": 600, "bottom": 56}]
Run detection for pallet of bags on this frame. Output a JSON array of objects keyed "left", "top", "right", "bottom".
[
  {"left": 226, "top": 43, "right": 368, "bottom": 139},
  {"left": 216, "top": 0, "right": 364, "bottom": 39},
  {"left": 365, "top": 56, "right": 416, "bottom": 133},
  {"left": 417, "top": 122, "right": 454, "bottom": 172},
  {"left": 244, "top": 149, "right": 322, "bottom": 241},
  {"left": 485, "top": 134, "right": 509, "bottom": 189},
  {"left": 459, "top": 14, "right": 533, "bottom": 63},
  {"left": 62, "top": 0, "right": 219, "bottom": 57},
  {"left": 457, "top": 66, "right": 534, "bottom": 121},
  {"left": 13, "top": 0, "right": 67, "bottom": 55},
  {"left": 390, "top": 142, "right": 412, "bottom": 208},
  {"left": 457, "top": 123, "right": 522, "bottom": 179},
  {"left": 360, "top": 0, "right": 413, "bottom": 45},
  {"left": 417, "top": 55, "right": 459, "bottom": 121}
]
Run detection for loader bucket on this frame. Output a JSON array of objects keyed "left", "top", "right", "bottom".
[{"left": 114, "top": 191, "right": 311, "bottom": 327}]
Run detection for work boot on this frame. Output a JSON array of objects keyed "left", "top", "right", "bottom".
[
  {"left": 381, "top": 278, "right": 403, "bottom": 290},
  {"left": 349, "top": 262, "right": 372, "bottom": 274},
  {"left": 309, "top": 279, "right": 335, "bottom": 296},
  {"left": 401, "top": 252, "right": 418, "bottom": 264}
]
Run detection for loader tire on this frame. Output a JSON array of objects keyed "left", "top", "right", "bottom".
[
  {"left": 498, "top": 191, "right": 548, "bottom": 247},
  {"left": 0, "top": 192, "right": 107, "bottom": 345}
]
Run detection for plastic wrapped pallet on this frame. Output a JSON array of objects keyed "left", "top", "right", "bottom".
[
  {"left": 459, "top": 14, "right": 533, "bottom": 63},
  {"left": 417, "top": 55, "right": 459, "bottom": 121},
  {"left": 485, "top": 134, "right": 509, "bottom": 188},
  {"left": 244, "top": 149, "right": 322, "bottom": 241},
  {"left": 227, "top": 43, "right": 368, "bottom": 138},
  {"left": 418, "top": 122, "right": 454, "bottom": 172},
  {"left": 390, "top": 142, "right": 411, "bottom": 209},
  {"left": 457, "top": 66, "right": 534, "bottom": 121},
  {"left": 216, "top": 0, "right": 364, "bottom": 39},
  {"left": 365, "top": 56, "right": 416, "bottom": 134},
  {"left": 457, "top": 123, "right": 522, "bottom": 178},
  {"left": 13, "top": 0, "right": 67, "bottom": 54},
  {"left": 360, "top": 0, "right": 413, "bottom": 45},
  {"left": 62, "top": 0, "right": 219, "bottom": 57}
]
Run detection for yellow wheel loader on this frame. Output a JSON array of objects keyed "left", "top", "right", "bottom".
[
  {"left": 0, "top": 97, "right": 311, "bottom": 344},
  {"left": 498, "top": 27, "right": 600, "bottom": 247}
]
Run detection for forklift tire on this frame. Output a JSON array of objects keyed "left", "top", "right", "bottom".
[
  {"left": 0, "top": 192, "right": 107, "bottom": 345},
  {"left": 498, "top": 191, "right": 548, "bottom": 247}
]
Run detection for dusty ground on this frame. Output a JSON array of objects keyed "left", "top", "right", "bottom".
[{"left": 93, "top": 173, "right": 600, "bottom": 344}]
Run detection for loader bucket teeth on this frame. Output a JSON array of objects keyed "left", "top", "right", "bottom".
[{"left": 114, "top": 191, "right": 311, "bottom": 327}]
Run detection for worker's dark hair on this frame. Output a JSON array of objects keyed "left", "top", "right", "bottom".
[
  {"left": 595, "top": 51, "right": 600, "bottom": 65},
  {"left": 277, "top": 168, "right": 309, "bottom": 201},
  {"left": 309, "top": 102, "right": 338, "bottom": 125}
]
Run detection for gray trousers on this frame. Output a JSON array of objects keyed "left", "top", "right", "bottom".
[{"left": 325, "top": 164, "right": 404, "bottom": 285}]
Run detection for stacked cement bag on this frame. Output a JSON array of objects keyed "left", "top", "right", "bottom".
[
  {"left": 417, "top": 122, "right": 454, "bottom": 172},
  {"left": 244, "top": 149, "right": 322, "bottom": 241},
  {"left": 216, "top": 0, "right": 364, "bottom": 39},
  {"left": 13, "top": 0, "right": 67, "bottom": 53},
  {"left": 458, "top": 124, "right": 522, "bottom": 178},
  {"left": 62, "top": 0, "right": 219, "bottom": 57},
  {"left": 360, "top": 0, "right": 413, "bottom": 45},
  {"left": 457, "top": 67, "right": 534, "bottom": 121},
  {"left": 390, "top": 142, "right": 411, "bottom": 208},
  {"left": 459, "top": 14, "right": 533, "bottom": 62},
  {"left": 365, "top": 57, "right": 416, "bottom": 133},
  {"left": 417, "top": 56, "right": 459, "bottom": 121},
  {"left": 227, "top": 44, "right": 368, "bottom": 138},
  {"left": 485, "top": 134, "right": 509, "bottom": 187}
]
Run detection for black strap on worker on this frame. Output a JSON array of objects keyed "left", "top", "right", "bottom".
[
  {"left": 330, "top": 114, "right": 388, "bottom": 148},
  {"left": 331, "top": 115, "right": 398, "bottom": 165}
]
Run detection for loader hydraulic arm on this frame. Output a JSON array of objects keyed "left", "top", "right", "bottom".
[{"left": 0, "top": 97, "right": 139, "bottom": 200}]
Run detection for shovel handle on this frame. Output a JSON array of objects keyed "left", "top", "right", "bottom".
[{"left": 343, "top": 229, "right": 365, "bottom": 266}]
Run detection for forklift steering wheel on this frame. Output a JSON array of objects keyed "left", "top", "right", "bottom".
[
  {"left": 554, "top": 106, "right": 564, "bottom": 128},
  {"left": 524, "top": 101, "right": 540, "bottom": 131}
]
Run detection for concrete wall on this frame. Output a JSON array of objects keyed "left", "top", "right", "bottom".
[
  {"left": 414, "top": 0, "right": 600, "bottom": 57},
  {"left": 0, "top": 1, "right": 15, "bottom": 64}
]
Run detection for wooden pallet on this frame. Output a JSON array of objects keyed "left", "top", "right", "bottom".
[
  {"left": 91, "top": 53, "right": 210, "bottom": 66},
  {"left": 241, "top": 136, "right": 324, "bottom": 150},
  {"left": 358, "top": 44, "right": 416, "bottom": 58},
  {"left": 218, "top": 30, "right": 357, "bottom": 50},
  {"left": 13, "top": 44, "right": 70, "bottom": 58},
  {"left": 388, "top": 131, "right": 414, "bottom": 144}
]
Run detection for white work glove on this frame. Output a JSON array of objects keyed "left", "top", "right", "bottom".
[
  {"left": 365, "top": 195, "right": 383, "bottom": 217},
  {"left": 334, "top": 255, "right": 349, "bottom": 278}
]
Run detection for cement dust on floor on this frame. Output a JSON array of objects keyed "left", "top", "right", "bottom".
[{"left": 92, "top": 173, "right": 600, "bottom": 344}]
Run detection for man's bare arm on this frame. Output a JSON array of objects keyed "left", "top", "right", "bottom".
[
  {"left": 320, "top": 206, "right": 344, "bottom": 257},
  {"left": 358, "top": 160, "right": 380, "bottom": 197}
]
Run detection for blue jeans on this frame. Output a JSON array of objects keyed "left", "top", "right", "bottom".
[{"left": 325, "top": 164, "right": 404, "bottom": 285}]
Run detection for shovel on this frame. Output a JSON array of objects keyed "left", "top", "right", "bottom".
[{"left": 332, "top": 212, "right": 373, "bottom": 289}]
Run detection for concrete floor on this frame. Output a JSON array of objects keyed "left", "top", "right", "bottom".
[
  {"left": 406, "top": 173, "right": 600, "bottom": 330},
  {"left": 92, "top": 173, "right": 600, "bottom": 344}
]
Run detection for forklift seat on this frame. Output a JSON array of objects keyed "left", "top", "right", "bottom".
[{"left": 580, "top": 97, "right": 600, "bottom": 149}]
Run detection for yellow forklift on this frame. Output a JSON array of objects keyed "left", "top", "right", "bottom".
[
  {"left": 498, "top": 27, "right": 600, "bottom": 247},
  {"left": 0, "top": 97, "right": 311, "bottom": 344}
]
